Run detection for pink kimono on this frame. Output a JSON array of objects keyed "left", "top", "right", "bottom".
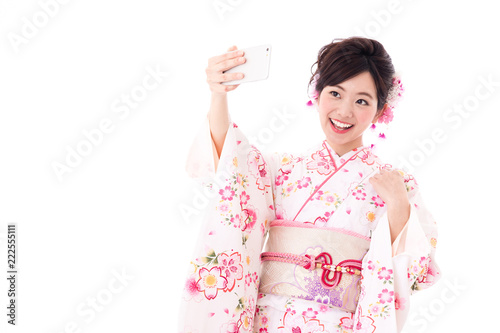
[{"left": 178, "top": 116, "right": 440, "bottom": 332}]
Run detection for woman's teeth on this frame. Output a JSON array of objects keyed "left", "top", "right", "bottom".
[{"left": 330, "top": 119, "right": 353, "bottom": 129}]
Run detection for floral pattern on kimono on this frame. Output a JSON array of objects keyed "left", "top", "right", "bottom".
[{"left": 178, "top": 116, "right": 440, "bottom": 333}]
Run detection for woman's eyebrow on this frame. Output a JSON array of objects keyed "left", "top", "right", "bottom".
[
  {"left": 333, "top": 85, "right": 375, "bottom": 100},
  {"left": 357, "top": 91, "right": 374, "bottom": 99}
]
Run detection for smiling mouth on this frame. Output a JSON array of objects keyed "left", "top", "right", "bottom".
[{"left": 330, "top": 118, "right": 354, "bottom": 132}]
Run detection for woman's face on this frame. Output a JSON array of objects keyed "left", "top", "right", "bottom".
[{"left": 317, "top": 71, "right": 383, "bottom": 156}]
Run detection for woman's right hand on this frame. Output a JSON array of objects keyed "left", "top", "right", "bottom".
[{"left": 206, "top": 45, "right": 246, "bottom": 95}]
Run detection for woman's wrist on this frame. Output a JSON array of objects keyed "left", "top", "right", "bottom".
[{"left": 386, "top": 196, "right": 410, "bottom": 244}]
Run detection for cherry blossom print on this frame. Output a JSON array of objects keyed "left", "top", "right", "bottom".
[
  {"left": 367, "top": 302, "right": 390, "bottom": 319},
  {"left": 218, "top": 202, "right": 230, "bottom": 213},
  {"left": 369, "top": 304, "right": 381, "bottom": 315},
  {"left": 352, "top": 188, "right": 367, "bottom": 200},
  {"left": 313, "top": 216, "right": 328, "bottom": 224},
  {"left": 185, "top": 276, "right": 198, "bottom": 296},
  {"left": 233, "top": 172, "right": 249, "bottom": 188},
  {"left": 219, "top": 186, "right": 235, "bottom": 201},
  {"left": 240, "top": 205, "right": 258, "bottom": 231},
  {"left": 301, "top": 307, "right": 318, "bottom": 319},
  {"left": 370, "top": 195, "right": 385, "bottom": 208},
  {"left": 323, "top": 192, "right": 342, "bottom": 208},
  {"left": 247, "top": 148, "right": 262, "bottom": 176},
  {"left": 424, "top": 259, "right": 439, "bottom": 284},
  {"left": 277, "top": 311, "right": 326, "bottom": 332},
  {"left": 240, "top": 191, "right": 250, "bottom": 205},
  {"left": 238, "top": 308, "right": 254, "bottom": 332},
  {"left": 254, "top": 304, "right": 270, "bottom": 330},
  {"left": 339, "top": 309, "right": 376, "bottom": 333},
  {"left": 394, "top": 292, "right": 406, "bottom": 310},
  {"left": 218, "top": 252, "right": 244, "bottom": 292},
  {"left": 247, "top": 148, "right": 271, "bottom": 191},
  {"left": 366, "top": 260, "right": 377, "bottom": 271},
  {"left": 245, "top": 273, "right": 253, "bottom": 287},
  {"left": 297, "top": 177, "right": 311, "bottom": 189},
  {"left": 275, "top": 204, "right": 285, "bottom": 220},
  {"left": 275, "top": 174, "right": 289, "bottom": 186},
  {"left": 229, "top": 214, "right": 241, "bottom": 228},
  {"left": 220, "top": 321, "right": 239, "bottom": 333},
  {"left": 279, "top": 162, "right": 294, "bottom": 175},
  {"left": 377, "top": 267, "right": 393, "bottom": 281},
  {"left": 306, "top": 148, "right": 336, "bottom": 175},
  {"left": 280, "top": 154, "right": 295, "bottom": 169},
  {"left": 196, "top": 267, "right": 228, "bottom": 300},
  {"left": 377, "top": 288, "right": 394, "bottom": 304},
  {"left": 314, "top": 190, "right": 324, "bottom": 201},
  {"left": 316, "top": 305, "right": 328, "bottom": 314},
  {"left": 359, "top": 149, "right": 377, "bottom": 166},
  {"left": 339, "top": 315, "right": 354, "bottom": 330},
  {"left": 183, "top": 276, "right": 203, "bottom": 302},
  {"left": 419, "top": 256, "right": 430, "bottom": 267}
]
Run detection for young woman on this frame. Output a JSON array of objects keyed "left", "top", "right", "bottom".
[{"left": 179, "top": 37, "right": 440, "bottom": 332}]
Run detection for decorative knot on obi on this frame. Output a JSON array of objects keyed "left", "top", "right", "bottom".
[
  {"left": 260, "top": 252, "right": 363, "bottom": 289},
  {"left": 258, "top": 220, "right": 371, "bottom": 313}
]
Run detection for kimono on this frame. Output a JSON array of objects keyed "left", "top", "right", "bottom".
[{"left": 178, "top": 116, "right": 440, "bottom": 333}]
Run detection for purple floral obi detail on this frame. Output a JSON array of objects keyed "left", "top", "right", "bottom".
[{"left": 259, "top": 220, "right": 371, "bottom": 313}]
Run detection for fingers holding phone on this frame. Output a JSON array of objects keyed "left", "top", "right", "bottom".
[
  {"left": 206, "top": 46, "right": 246, "bottom": 94},
  {"left": 222, "top": 44, "right": 271, "bottom": 86}
]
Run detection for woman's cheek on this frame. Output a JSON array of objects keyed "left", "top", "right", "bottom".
[{"left": 357, "top": 109, "right": 377, "bottom": 123}]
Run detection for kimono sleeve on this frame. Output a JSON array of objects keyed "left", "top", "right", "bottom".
[
  {"left": 184, "top": 115, "right": 218, "bottom": 183},
  {"left": 178, "top": 115, "right": 276, "bottom": 333},
  {"left": 393, "top": 175, "right": 440, "bottom": 292},
  {"left": 351, "top": 174, "right": 441, "bottom": 332}
]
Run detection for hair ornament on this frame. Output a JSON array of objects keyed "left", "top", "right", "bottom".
[
  {"left": 377, "top": 74, "right": 404, "bottom": 125},
  {"left": 307, "top": 73, "right": 320, "bottom": 106},
  {"left": 370, "top": 73, "right": 404, "bottom": 142}
]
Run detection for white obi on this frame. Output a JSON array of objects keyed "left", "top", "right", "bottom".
[{"left": 259, "top": 220, "right": 371, "bottom": 313}]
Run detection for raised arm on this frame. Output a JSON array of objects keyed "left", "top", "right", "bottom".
[{"left": 205, "top": 46, "right": 246, "bottom": 163}]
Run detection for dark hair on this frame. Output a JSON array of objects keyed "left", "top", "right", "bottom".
[{"left": 309, "top": 37, "right": 395, "bottom": 113}]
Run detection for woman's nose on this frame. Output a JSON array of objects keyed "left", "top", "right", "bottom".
[{"left": 337, "top": 101, "right": 353, "bottom": 118}]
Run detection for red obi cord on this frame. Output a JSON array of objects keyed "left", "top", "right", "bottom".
[{"left": 260, "top": 252, "right": 363, "bottom": 289}]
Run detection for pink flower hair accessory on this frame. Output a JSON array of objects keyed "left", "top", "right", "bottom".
[
  {"left": 370, "top": 73, "right": 404, "bottom": 142},
  {"left": 307, "top": 73, "right": 320, "bottom": 106},
  {"left": 376, "top": 75, "right": 404, "bottom": 125}
]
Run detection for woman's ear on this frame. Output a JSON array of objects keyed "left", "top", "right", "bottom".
[
  {"left": 311, "top": 96, "right": 319, "bottom": 111},
  {"left": 372, "top": 103, "right": 388, "bottom": 123}
]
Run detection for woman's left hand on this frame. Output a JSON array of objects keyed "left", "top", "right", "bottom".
[
  {"left": 369, "top": 168, "right": 410, "bottom": 244},
  {"left": 369, "top": 168, "right": 408, "bottom": 206}
]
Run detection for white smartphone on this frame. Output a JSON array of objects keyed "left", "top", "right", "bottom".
[{"left": 222, "top": 44, "right": 272, "bottom": 85}]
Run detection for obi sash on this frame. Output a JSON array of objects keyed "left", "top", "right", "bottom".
[{"left": 259, "top": 220, "right": 371, "bottom": 313}]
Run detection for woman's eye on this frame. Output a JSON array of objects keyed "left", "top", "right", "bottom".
[
  {"left": 330, "top": 91, "right": 340, "bottom": 98},
  {"left": 357, "top": 99, "right": 368, "bottom": 105}
]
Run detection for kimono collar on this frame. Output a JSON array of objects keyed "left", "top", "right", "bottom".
[{"left": 322, "top": 140, "right": 373, "bottom": 167}]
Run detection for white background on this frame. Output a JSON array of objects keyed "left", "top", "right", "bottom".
[{"left": 0, "top": 0, "right": 498, "bottom": 332}]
